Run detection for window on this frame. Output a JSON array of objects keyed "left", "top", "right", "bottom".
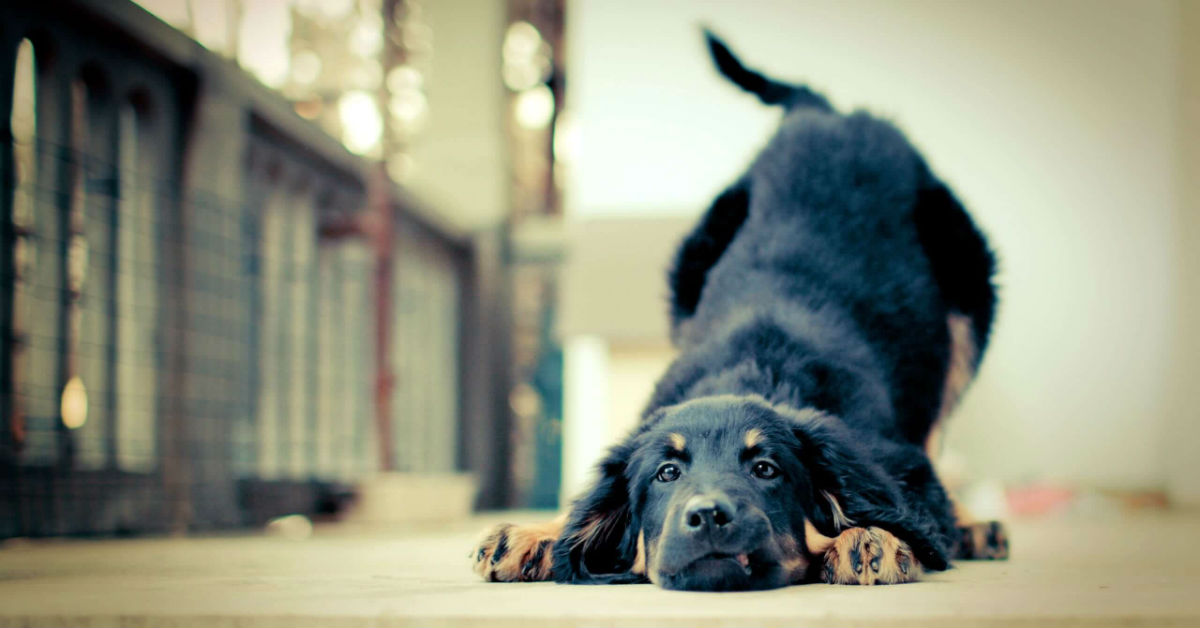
[
  {"left": 315, "top": 239, "right": 340, "bottom": 478},
  {"left": 114, "top": 100, "right": 158, "bottom": 472},
  {"left": 284, "top": 189, "right": 315, "bottom": 479},
  {"left": 339, "top": 241, "right": 373, "bottom": 477},
  {"left": 256, "top": 181, "right": 318, "bottom": 480},
  {"left": 392, "top": 234, "right": 460, "bottom": 472},
  {"left": 71, "top": 74, "right": 117, "bottom": 471},
  {"left": 256, "top": 184, "right": 287, "bottom": 479},
  {"left": 63, "top": 78, "right": 98, "bottom": 467}
]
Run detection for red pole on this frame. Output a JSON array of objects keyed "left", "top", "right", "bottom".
[
  {"left": 370, "top": 163, "right": 395, "bottom": 472},
  {"left": 372, "top": 0, "right": 404, "bottom": 472}
]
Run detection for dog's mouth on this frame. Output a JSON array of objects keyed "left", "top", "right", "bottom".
[
  {"left": 659, "top": 547, "right": 783, "bottom": 591},
  {"left": 687, "top": 552, "right": 752, "bottom": 576}
]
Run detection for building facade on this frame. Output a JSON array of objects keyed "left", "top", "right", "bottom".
[{"left": 0, "top": 0, "right": 501, "bottom": 536}]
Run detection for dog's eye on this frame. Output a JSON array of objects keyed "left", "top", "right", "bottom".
[
  {"left": 656, "top": 463, "right": 681, "bottom": 482},
  {"left": 752, "top": 460, "right": 780, "bottom": 480}
]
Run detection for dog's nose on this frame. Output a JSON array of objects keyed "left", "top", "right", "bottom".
[{"left": 683, "top": 494, "right": 736, "bottom": 534}]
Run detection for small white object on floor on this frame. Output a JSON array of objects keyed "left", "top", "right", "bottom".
[{"left": 265, "top": 514, "right": 313, "bottom": 540}]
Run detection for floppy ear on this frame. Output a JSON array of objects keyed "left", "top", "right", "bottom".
[
  {"left": 551, "top": 442, "right": 646, "bottom": 584},
  {"left": 791, "top": 415, "right": 954, "bottom": 571}
]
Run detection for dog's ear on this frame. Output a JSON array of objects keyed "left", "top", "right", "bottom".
[
  {"left": 790, "top": 413, "right": 952, "bottom": 570},
  {"left": 551, "top": 441, "right": 645, "bottom": 584}
]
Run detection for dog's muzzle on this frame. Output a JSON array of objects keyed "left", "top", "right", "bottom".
[{"left": 654, "top": 491, "right": 780, "bottom": 590}]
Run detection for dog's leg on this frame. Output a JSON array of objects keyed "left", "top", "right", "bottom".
[
  {"left": 926, "top": 313, "right": 978, "bottom": 462},
  {"left": 472, "top": 514, "right": 565, "bottom": 582},
  {"left": 819, "top": 527, "right": 921, "bottom": 585},
  {"left": 946, "top": 497, "right": 1010, "bottom": 560},
  {"left": 952, "top": 519, "right": 1009, "bottom": 560}
]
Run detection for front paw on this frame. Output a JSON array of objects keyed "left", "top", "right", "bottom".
[
  {"left": 472, "top": 522, "right": 557, "bottom": 582},
  {"left": 822, "top": 526, "right": 920, "bottom": 585}
]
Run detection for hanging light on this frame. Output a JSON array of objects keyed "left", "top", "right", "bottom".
[
  {"left": 338, "top": 90, "right": 383, "bottom": 155},
  {"left": 61, "top": 376, "right": 88, "bottom": 430},
  {"left": 515, "top": 85, "right": 555, "bottom": 130}
]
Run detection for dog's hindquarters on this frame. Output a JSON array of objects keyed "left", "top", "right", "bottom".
[
  {"left": 913, "top": 182, "right": 997, "bottom": 358},
  {"left": 912, "top": 179, "right": 997, "bottom": 455}
]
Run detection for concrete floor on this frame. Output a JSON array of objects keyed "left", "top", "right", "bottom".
[{"left": 1, "top": 511, "right": 1198, "bottom": 628}]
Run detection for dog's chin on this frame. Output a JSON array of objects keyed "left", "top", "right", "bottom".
[{"left": 656, "top": 548, "right": 786, "bottom": 591}]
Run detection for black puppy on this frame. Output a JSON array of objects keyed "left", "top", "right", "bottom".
[{"left": 474, "top": 31, "right": 1006, "bottom": 591}]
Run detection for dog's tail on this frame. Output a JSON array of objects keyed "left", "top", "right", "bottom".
[{"left": 704, "top": 29, "right": 832, "bottom": 112}]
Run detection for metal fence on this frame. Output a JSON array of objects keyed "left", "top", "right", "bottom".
[{"left": 0, "top": 0, "right": 487, "bottom": 537}]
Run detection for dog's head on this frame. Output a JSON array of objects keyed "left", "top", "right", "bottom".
[{"left": 551, "top": 395, "right": 948, "bottom": 590}]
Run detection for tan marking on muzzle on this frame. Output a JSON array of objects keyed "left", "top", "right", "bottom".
[
  {"left": 632, "top": 530, "right": 647, "bottom": 575},
  {"left": 775, "top": 532, "right": 810, "bottom": 584},
  {"left": 647, "top": 541, "right": 662, "bottom": 586},
  {"left": 648, "top": 499, "right": 683, "bottom": 585}
]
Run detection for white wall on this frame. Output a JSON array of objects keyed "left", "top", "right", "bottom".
[
  {"left": 407, "top": 0, "right": 509, "bottom": 229},
  {"left": 562, "top": 0, "right": 1184, "bottom": 491},
  {"left": 1167, "top": 2, "right": 1200, "bottom": 506},
  {"left": 561, "top": 340, "right": 677, "bottom": 501}
]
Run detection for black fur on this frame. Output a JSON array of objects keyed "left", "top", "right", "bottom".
[
  {"left": 913, "top": 182, "right": 997, "bottom": 353},
  {"left": 667, "top": 181, "right": 750, "bottom": 333},
  {"left": 553, "top": 442, "right": 645, "bottom": 584},
  {"left": 553, "top": 31, "right": 997, "bottom": 590},
  {"left": 704, "top": 30, "right": 832, "bottom": 111}
]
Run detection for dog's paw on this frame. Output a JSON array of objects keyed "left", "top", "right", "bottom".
[
  {"left": 954, "top": 520, "right": 1009, "bottom": 560},
  {"left": 821, "top": 526, "right": 920, "bottom": 585},
  {"left": 472, "top": 521, "right": 558, "bottom": 582}
]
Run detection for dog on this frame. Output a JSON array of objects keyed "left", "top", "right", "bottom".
[{"left": 473, "top": 31, "right": 1007, "bottom": 591}]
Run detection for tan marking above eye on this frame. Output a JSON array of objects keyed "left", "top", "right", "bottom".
[
  {"left": 744, "top": 428, "right": 764, "bottom": 448},
  {"left": 668, "top": 432, "right": 686, "bottom": 452}
]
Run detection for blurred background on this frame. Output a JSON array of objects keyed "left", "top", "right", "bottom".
[{"left": 0, "top": 0, "right": 1196, "bottom": 538}]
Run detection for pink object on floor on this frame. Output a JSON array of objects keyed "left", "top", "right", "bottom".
[{"left": 1006, "top": 485, "right": 1076, "bottom": 516}]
